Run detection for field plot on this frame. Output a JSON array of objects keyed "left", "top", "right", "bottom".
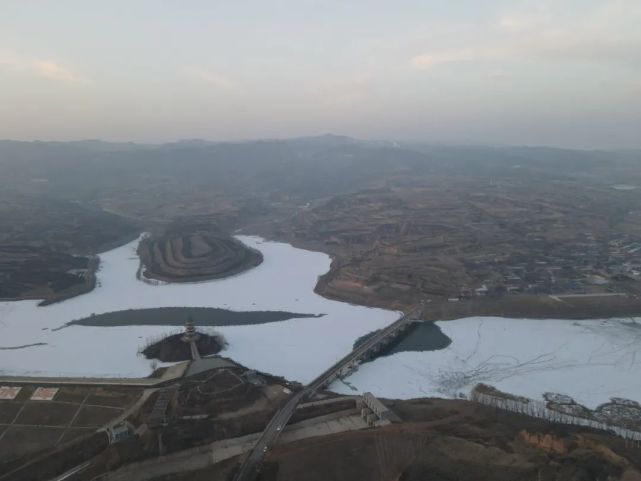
[
  {"left": 0, "top": 385, "right": 141, "bottom": 464},
  {"left": 31, "top": 387, "right": 59, "bottom": 401},
  {"left": 15, "top": 402, "right": 78, "bottom": 425},
  {"left": 0, "top": 386, "right": 20, "bottom": 400},
  {"left": 0, "top": 426, "right": 64, "bottom": 461},
  {"left": 73, "top": 405, "right": 124, "bottom": 427},
  {"left": 0, "top": 403, "right": 21, "bottom": 424}
]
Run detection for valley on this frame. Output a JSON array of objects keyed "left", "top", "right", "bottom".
[{"left": 1, "top": 137, "right": 641, "bottom": 480}]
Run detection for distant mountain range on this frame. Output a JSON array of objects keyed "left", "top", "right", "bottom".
[{"left": 1, "top": 135, "right": 639, "bottom": 204}]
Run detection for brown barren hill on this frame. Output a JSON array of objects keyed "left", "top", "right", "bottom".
[{"left": 137, "top": 233, "right": 262, "bottom": 283}]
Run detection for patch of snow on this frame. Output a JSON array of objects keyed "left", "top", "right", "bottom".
[{"left": 331, "top": 317, "right": 641, "bottom": 409}]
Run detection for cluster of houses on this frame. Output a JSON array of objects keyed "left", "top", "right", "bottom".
[{"left": 452, "top": 233, "right": 641, "bottom": 301}]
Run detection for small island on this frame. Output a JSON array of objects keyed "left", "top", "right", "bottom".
[
  {"left": 137, "top": 232, "right": 262, "bottom": 283},
  {"left": 141, "top": 319, "right": 226, "bottom": 362}
]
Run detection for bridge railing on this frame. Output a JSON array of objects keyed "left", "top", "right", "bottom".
[{"left": 306, "top": 308, "right": 420, "bottom": 395}]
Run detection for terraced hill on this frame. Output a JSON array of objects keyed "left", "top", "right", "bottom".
[{"left": 138, "top": 233, "right": 263, "bottom": 283}]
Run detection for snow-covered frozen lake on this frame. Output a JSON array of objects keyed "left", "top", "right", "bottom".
[
  {"left": 1, "top": 235, "right": 640, "bottom": 409},
  {"left": 332, "top": 316, "right": 641, "bottom": 409},
  {"left": 0, "top": 236, "right": 398, "bottom": 379}
]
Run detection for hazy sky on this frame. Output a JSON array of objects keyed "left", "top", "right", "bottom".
[{"left": 1, "top": 0, "right": 640, "bottom": 148}]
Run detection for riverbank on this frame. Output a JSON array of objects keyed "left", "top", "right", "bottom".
[
  {"left": 245, "top": 221, "right": 641, "bottom": 320},
  {"left": 416, "top": 292, "right": 641, "bottom": 323},
  {"left": 316, "top": 271, "right": 641, "bottom": 322},
  {"left": 38, "top": 255, "right": 100, "bottom": 306}
]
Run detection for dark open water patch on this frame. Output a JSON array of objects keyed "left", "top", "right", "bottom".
[
  {"left": 354, "top": 322, "right": 452, "bottom": 361},
  {"left": 59, "top": 307, "right": 324, "bottom": 330}
]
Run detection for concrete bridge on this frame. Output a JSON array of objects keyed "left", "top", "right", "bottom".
[
  {"left": 231, "top": 308, "right": 420, "bottom": 481},
  {"left": 357, "top": 392, "right": 401, "bottom": 426}
]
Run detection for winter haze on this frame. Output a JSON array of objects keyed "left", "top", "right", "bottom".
[{"left": 1, "top": 0, "right": 640, "bottom": 148}]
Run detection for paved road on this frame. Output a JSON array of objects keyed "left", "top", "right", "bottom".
[
  {"left": 232, "top": 309, "right": 419, "bottom": 481},
  {"left": 190, "top": 340, "right": 201, "bottom": 361},
  {"left": 232, "top": 391, "right": 307, "bottom": 480},
  {"left": 0, "top": 361, "right": 190, "bottom": 387},
  {"left": 49, "top": 461, "right": 91, "bottom": 481},
  {"left": 92, "top": 410, "right": 366, "bottom": 481}
]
